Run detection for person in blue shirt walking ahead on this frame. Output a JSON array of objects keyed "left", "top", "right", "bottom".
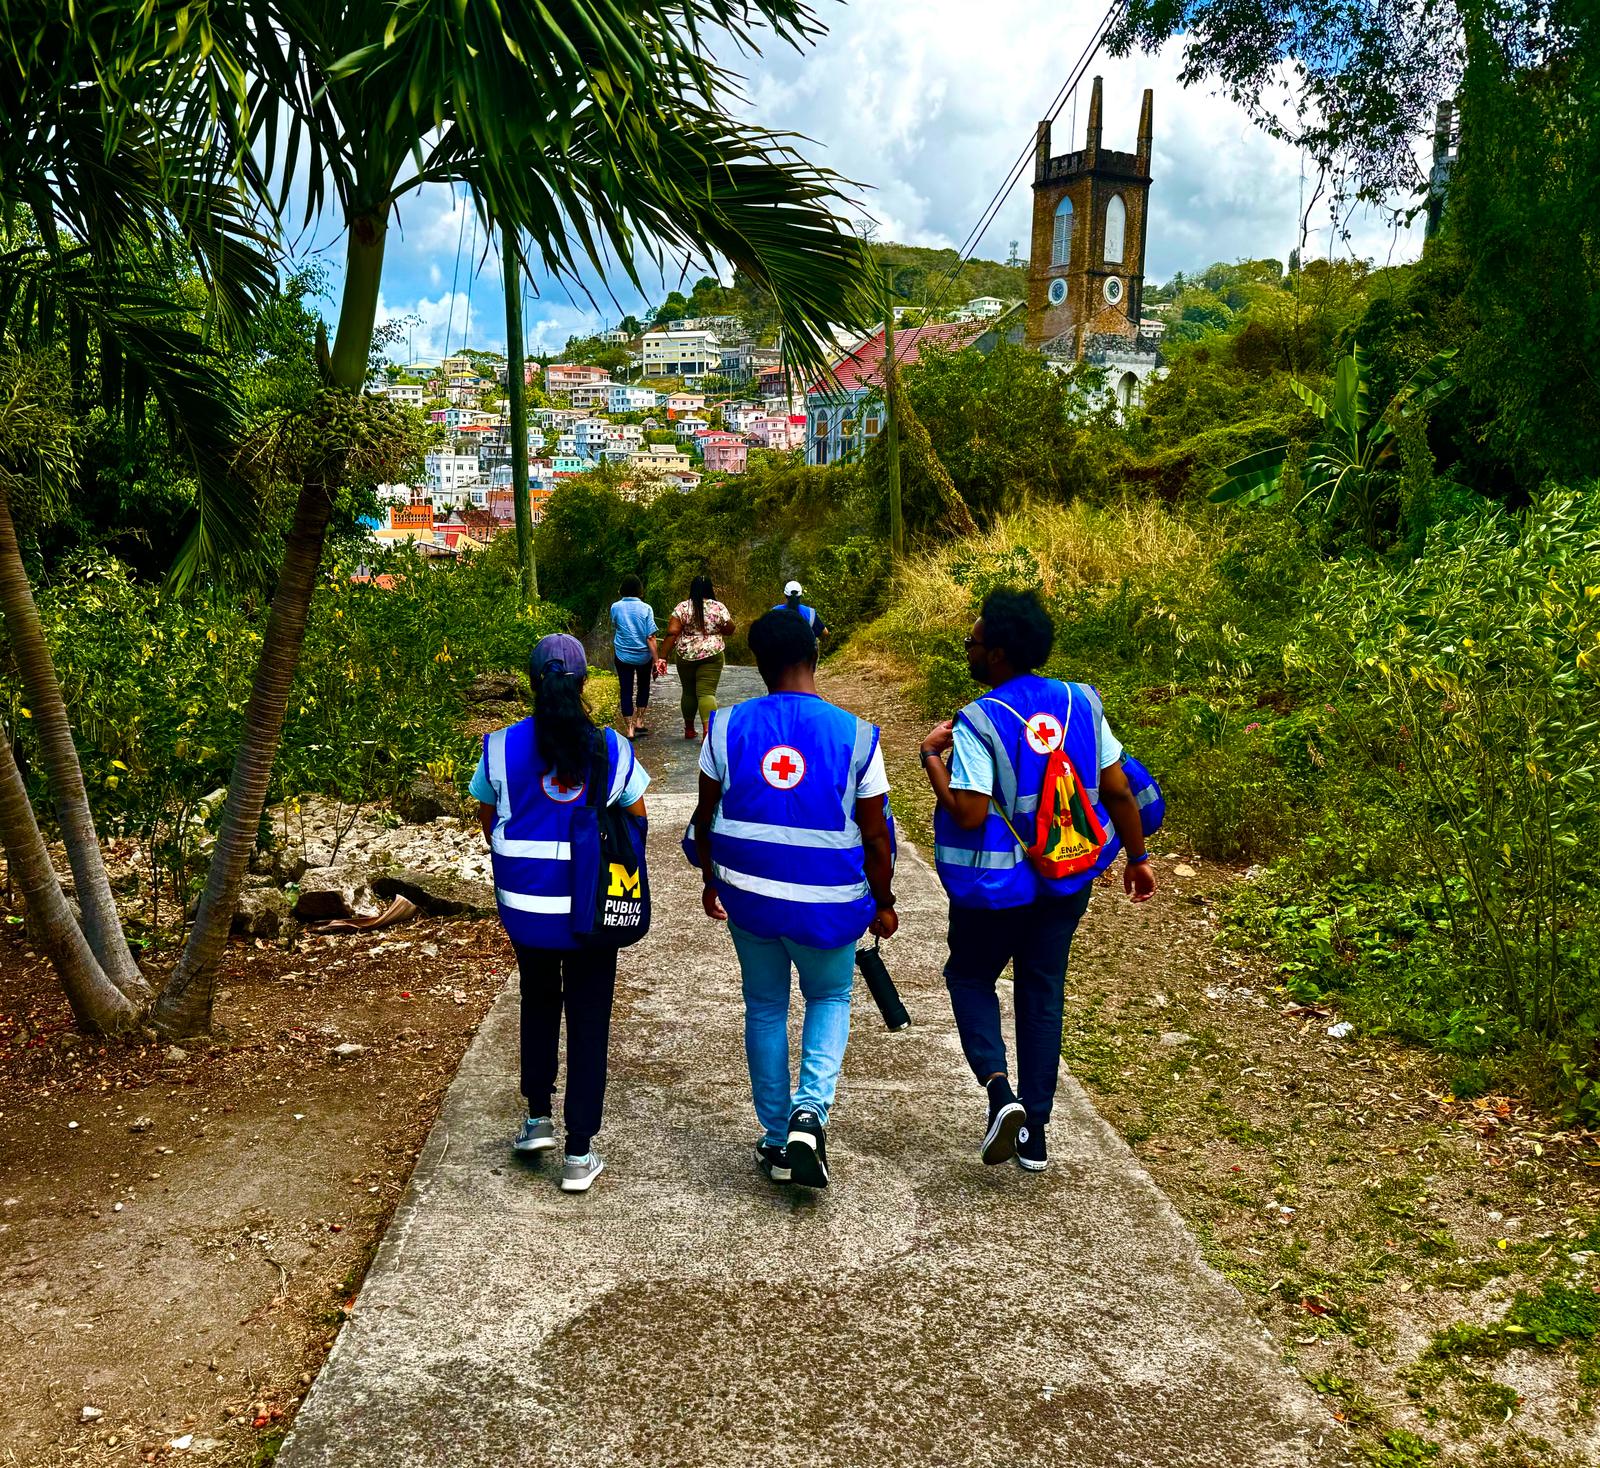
[
  {"left": 692, "top": 610, "right": 897, "bottom": 1189},
  {"left": 773, "top": 579, "right": 828, "bottom": 644},
  {"left": 471, "top": 633, "right": 650, "bottom": 1193},
  {"left": 609, "top": 576, "right": 660, "bottom": 740},
  {"left": 919, "top": 589, "right": 1156, "bottom": 1174}
]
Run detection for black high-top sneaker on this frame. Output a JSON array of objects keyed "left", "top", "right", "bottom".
[
  {"left": 982, "top": 1075, "right": 1026, "bottom": 1165},
  {"left": 786, "top": 1107, "right": 829, "bottom": 1188},
  {"left": 1017, "top": 1121, "right": 1048, "bottom": 1172}
]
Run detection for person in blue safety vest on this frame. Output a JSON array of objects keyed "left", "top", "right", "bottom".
[
  {"left": 470, "top": 633, "right": 650, "bottom": 1194},
  {"left": 918, "top": 588, "right": 1156, "bottom": 1174},
  {"left": 691, "top": 609, "right": 897, "bottom": 1189},
  {"left": 773, "top": 579, "right": 829, "bottom": 643}
]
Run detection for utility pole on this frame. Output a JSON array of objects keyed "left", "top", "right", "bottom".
[
  {"left": 882, "top": 266, "right": 904, "bottom": 560},
  {"left": 501, "top": 220, "right": 537, "bottom": 600}
]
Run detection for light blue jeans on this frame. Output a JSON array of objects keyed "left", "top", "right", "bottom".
[{"left": 728, "top": 923, "right": 855, "bottom": 1147}]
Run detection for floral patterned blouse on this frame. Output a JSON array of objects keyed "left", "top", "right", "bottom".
[{"left": 672, "top": 598, "right": 733, "bottom": 661}]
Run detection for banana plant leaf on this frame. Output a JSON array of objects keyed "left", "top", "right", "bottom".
[{"left": 1210, "top": 443, "right": 1289, "bottom": 504}]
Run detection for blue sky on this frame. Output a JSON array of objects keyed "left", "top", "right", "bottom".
[{"left": 291, "top": 1, "right": 1425, "bottom": 365}]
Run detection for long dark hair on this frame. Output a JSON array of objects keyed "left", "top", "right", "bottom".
[
  {"left": 785, "top": 588, "right": 801, "bottom": 611},
  {"left": 533, "top": 669, "right": 595, "bottom": 787},
  {"left": 689, "top": 573, "right": 714, "bottom": 632}
]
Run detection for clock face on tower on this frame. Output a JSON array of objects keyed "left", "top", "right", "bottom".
[
  {"left": 1047, "top": 277, "right": 1068, "bottom": 306},
  {"left": 1103, "top": 277, "right": 1124, "bottom": 305}
]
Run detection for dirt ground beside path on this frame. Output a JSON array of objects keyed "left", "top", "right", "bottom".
[
  {"left": 821, "top": 656, "right": 1600, "bottom": 1468},
  {"left": 0, "top": 908, "right": 511, "bottom": 1467}
]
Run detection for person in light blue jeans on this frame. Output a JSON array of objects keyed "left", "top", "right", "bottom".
[
  {"left": 730, "top": 930, "right": 856, "bottom": 1174},
  {"left": 609, "top": 576, "right": 659, "bottom": 740}
]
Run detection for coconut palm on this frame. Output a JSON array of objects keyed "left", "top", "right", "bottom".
[{"left": 0, "top": 2, "right": 276, "bottom": 1019}]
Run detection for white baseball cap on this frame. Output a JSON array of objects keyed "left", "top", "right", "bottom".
[{"left": 783, "top": 580, "right": 803, "bottom": 596}]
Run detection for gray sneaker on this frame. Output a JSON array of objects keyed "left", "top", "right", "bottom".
[
  {"left": 560, "top": 1151, "right": 605, "bottom": 1192},
  {"left": 513, "top": 1117, "right": 556, "bottom": 1153}
]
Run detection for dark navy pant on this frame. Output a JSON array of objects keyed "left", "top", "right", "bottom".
[
  {"left": 515, "top": 942, "right": 617, "bottom": 1154},
  {"left": 614, "top": 657, "right": 652, "bottom": 718},
  {"left": 943, "top": 886, "right": 1093, "bottom": 1129}
]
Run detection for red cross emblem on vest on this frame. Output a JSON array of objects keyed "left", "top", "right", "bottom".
[
  {"left": 1024, "top": 712, "right": 1064, "bottom": 756},
  {"left": 542, "top": 770, "right": 586, "bottom": 803},
  {"left": 762, "top": 744, "right": 806, "bottom": 790}
]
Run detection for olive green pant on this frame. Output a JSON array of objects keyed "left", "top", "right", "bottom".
[{"left": 677, "top": 652, "right": 724, "bottom": 730}]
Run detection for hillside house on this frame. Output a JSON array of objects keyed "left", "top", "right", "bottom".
[
  {"left": 425, "top": 451, "right": 480, "bottom": 499},
  {"left": 674, "top": 414, "right": 710, "bottom": 440},
  {"left": 568, "top": 382, "right": 613, "bottom": 411},
  {"left": 805, "top": 320, "right": 980, "bottom": 466},
  {"left": 608, "top": 384, "right": 660, "bottom": 413},
  {"left": 664, "top": 392, "right": 705, "bottom": 415},
  {"left": 699, "top": 435, "right": 748, "bottom": 474},
  {"left": 749, "top": 414, "right": 805, "bottom": 452},
  {"left": 545, "top": 363, "right": 611, "bottom": 393},
  {"left": 641, "top": 328, "right": 720, "bottom": 381},
  {"left": 718, "top": 400, "right": 764, "bottom": 433}
]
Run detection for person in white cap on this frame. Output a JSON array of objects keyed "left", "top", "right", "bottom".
[{"left": 774, "top": 580, "right": 829, "bottom": 642}]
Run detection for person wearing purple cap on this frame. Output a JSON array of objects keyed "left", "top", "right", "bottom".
[{"left": 468, "top": 633, "right": 651, "bottom": 1193}]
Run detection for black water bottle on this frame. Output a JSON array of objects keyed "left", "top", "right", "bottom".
[{"left": 856, "top": 938, "right": 911, "bottom": 1031}]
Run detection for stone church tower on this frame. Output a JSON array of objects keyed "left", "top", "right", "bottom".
[{"left": 1025, "top": 78, "right": 1153, "bottom": 356}]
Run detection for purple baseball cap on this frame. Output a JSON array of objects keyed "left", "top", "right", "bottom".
[{"left": 529, "top": 632, "right": 588, "bottom": 681}]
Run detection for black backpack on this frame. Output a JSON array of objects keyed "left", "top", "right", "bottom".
[{"left": 569, "top": 731, "right": 651, "bottom": 948}]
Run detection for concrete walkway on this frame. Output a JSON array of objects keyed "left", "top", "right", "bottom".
[{"left": 280, "top": 669, "right": 1342, "bottom": 1468}]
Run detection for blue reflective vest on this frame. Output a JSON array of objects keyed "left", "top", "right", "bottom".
[
  {"left": 483, "top": 718, "right": 637, "bottom": 950},
  {"left": 706, "top": 693, "right": 879, "bottom": 949},
  {"left": 772, "top": 601, "right": 821, "bottom": 629},
  {"left": 933, "top": 675, "right": 1111, "bottom": 909}
]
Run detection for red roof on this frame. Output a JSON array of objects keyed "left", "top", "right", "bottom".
[{"left": 812, "top": 321, "right": 981, "bottom": 394}]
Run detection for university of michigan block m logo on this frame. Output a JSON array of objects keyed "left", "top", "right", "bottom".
[{"left": 607, "top": 862, "right": 641, "bottom": 899}]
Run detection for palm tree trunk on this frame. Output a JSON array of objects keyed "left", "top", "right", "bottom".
[
  {"left": 153, "top": 212, "right": 389, "bottom": 1038},
  {"left": 501, "top": 220, "right": 537, "bottom": 599},
  {"left": 0, "top": 726, "right": 137, "bottom": 1031},
  {"left": 0, "top": 487, "right": 149, "bottom": 1001}
]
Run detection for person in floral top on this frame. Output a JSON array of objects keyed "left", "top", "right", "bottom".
[{"left": 662, "top": 574, "right": 735, "bottom": 739}]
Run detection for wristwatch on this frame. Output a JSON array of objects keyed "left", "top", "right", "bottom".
[{"left": 918, "top": 747, "right": 937, "bottom": 767}]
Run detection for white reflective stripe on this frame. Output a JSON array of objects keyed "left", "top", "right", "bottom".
[
  {"left": 494, "top": 888, "right": 572, "bottom": 914},
  {"left": 961, "top": 702, "right": 1018, "bottom": 811},
  {"left": 491, "top": 838, "right": 572, "bottom": 860},
  {"left": 848, "top": 718, "right": 876, "bottom": 807},
  {"left": 487, "top": 727, "right": 511, "bottom": 822},
  {"left": 934, "top": 844, "right": 1025, "bottom": 869},
  {"left": 710, "top": 703, "right": 732, "bottom": 789},
  {"left": 713, "top": 864, "right": 868, "bottom": 904},
  {"left": 711, "top": 814, "right": 861, "bottom": 849},
  {"left": 607, "top": 732, "right": 630, "bottom": 803},
  {"left": 1135, "top": 783, "right": 1160, "bottom": 808}
]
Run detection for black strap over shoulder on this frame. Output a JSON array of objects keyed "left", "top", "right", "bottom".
[{"left": 585, "top": 728, "right": 609, "bottom": 808}]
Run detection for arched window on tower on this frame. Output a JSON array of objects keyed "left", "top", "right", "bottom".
[
  {"left": 1104, "top": 194, "right": 1126, "bottom": 265},
  {"left": 1051, "top": 197, "right": 1073, "bottom": 268}
]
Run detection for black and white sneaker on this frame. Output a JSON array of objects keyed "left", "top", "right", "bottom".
[
  {"left": 755, "top": 1140, "right": 791, "bottom": 1184},
  {"left": 1017, "top": 1122, "right": 1048, "bottom": 1172},
  {"left": 786, "top": 1108, "right": 829, "bottom": 1189},
  {"left": 981, "top": 1076, "right": 1026, "bottom": 1165}
]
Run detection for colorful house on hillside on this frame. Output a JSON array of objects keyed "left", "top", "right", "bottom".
[
  {"left": 805, "top": 321, "right": 980, "bottom": 466},
  {"left": 698, "top": 433, "right": 749, "bottom": 475},
  {"left": 545, "top": 363, "right": 611, "bottom": 393},
  {"left": 370, "top": 502, "right": 435, "bottom": 546},
  {"left": 749, "top": 414, "right": 805, "bottom": 452}
]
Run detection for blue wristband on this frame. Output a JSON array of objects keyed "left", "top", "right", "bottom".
[{"left": 1128, "top": 852, "right": 1151, "bottom": 865}]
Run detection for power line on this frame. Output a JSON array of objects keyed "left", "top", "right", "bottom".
[{"left": 911, "top": 0, "right": 1126, "bottom": 333}]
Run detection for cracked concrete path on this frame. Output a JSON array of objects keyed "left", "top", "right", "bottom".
[{"left": 280, "top": 667, "right": 1343, "bottom": 1468}]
